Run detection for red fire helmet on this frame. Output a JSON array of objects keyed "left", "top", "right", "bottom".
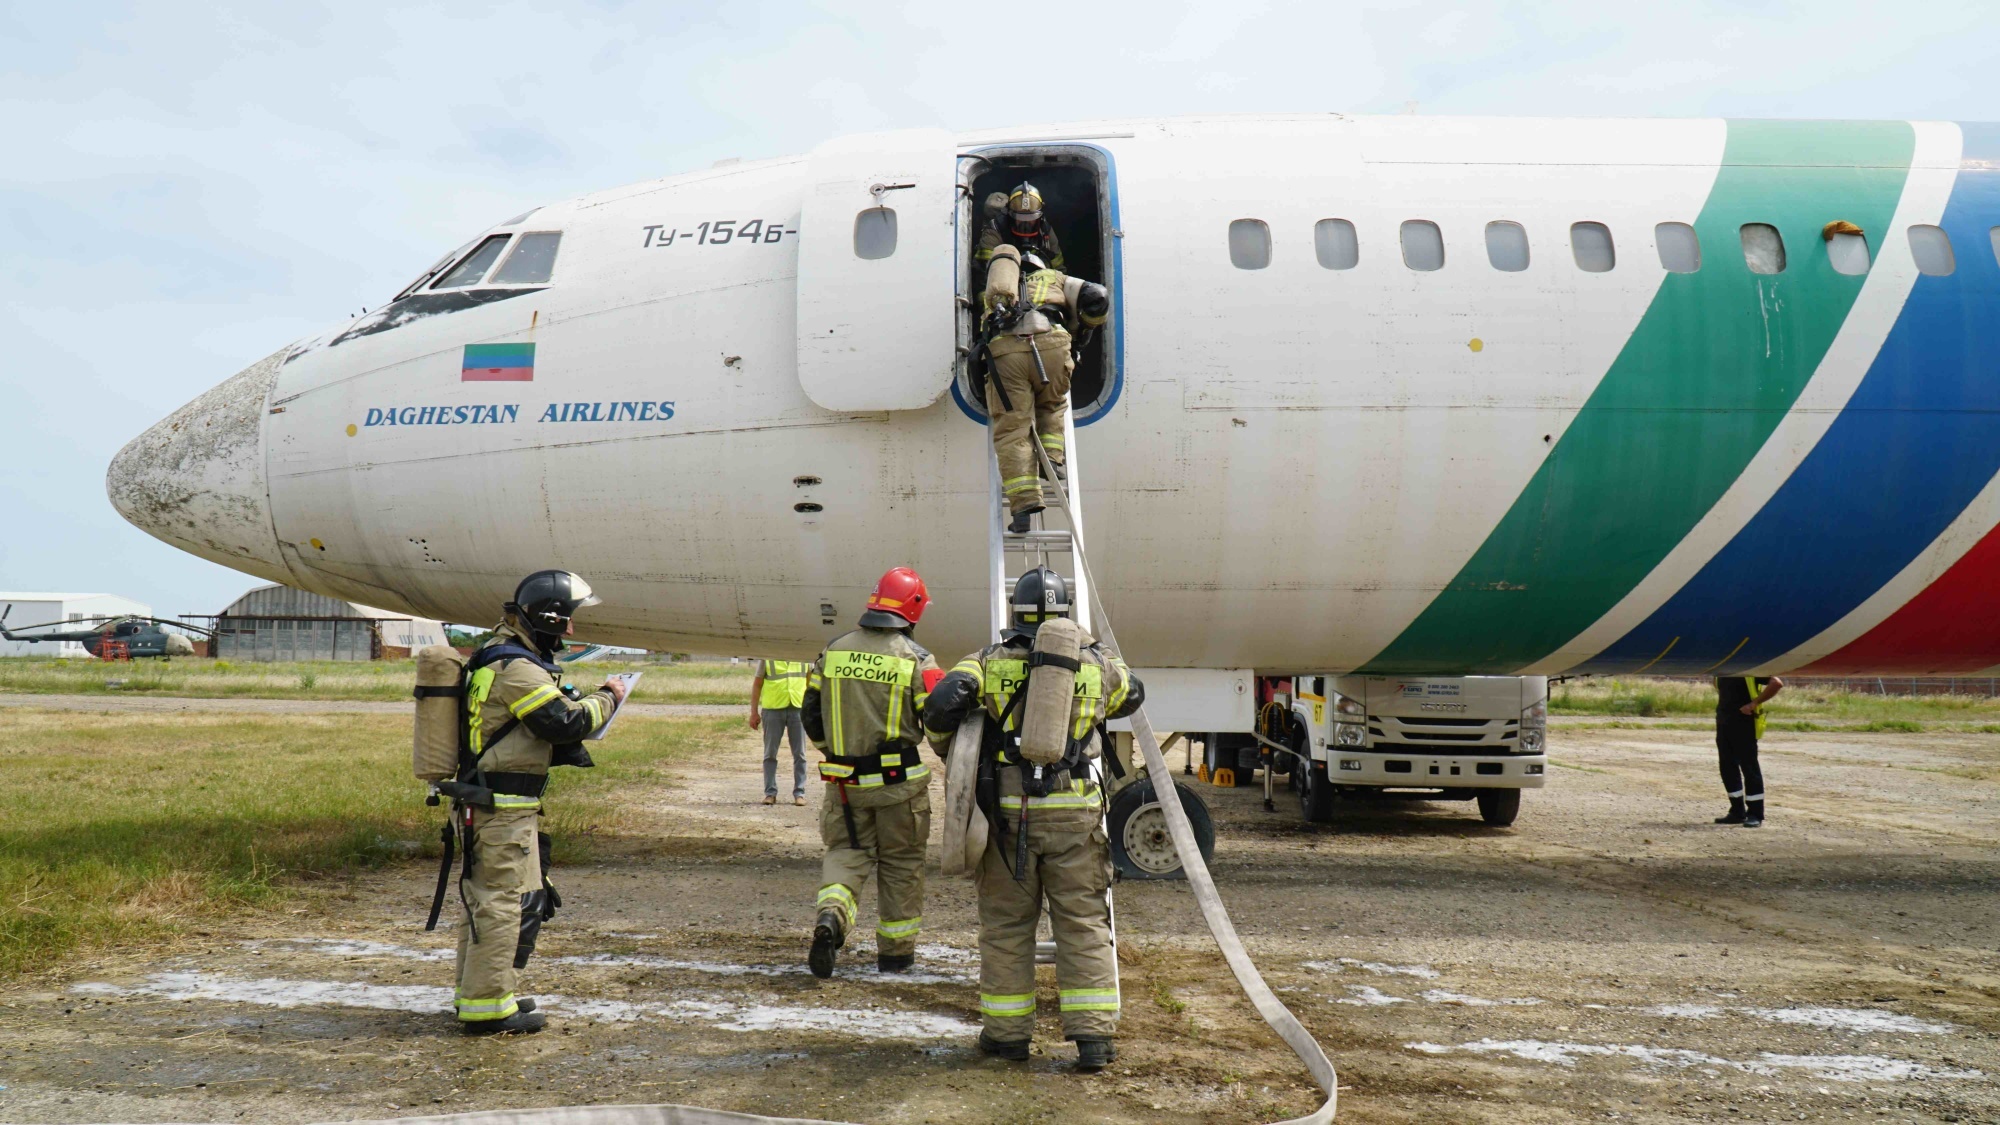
[{"left": 861, "top": 566, "right": 930, "bottom": 627}]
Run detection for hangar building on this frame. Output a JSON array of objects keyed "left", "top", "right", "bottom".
[{"left": 199, "top": 584, "right": 447, "bottom": 662}]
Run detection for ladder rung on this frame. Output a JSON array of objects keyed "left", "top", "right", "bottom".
[{"left": 1003, "top": 530, "right": 1075, "bottom": 546}]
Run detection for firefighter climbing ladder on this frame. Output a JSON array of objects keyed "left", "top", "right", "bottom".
[{"left": 987, "top": 409, "right": 1093, "bottom": 974}]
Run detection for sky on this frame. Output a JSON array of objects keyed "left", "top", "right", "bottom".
[{"left": 4, "top": 0, "right": 1998, "bottom": 620}]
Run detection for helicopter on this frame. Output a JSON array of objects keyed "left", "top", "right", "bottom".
[{"left": 0, "top": 605, "right": 213, "bottom": 660}]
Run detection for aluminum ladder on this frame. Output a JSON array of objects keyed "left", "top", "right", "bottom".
[{"left": 983, "top": 407, "right": 1108, "bottom": 970}]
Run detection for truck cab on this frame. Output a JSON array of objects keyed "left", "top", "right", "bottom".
[{"left": 1275, "top": 674, "right": 1548, "bottom": 826}]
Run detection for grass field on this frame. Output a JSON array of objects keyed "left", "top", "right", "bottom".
[
  {"left": 0, "top": 707, "right": 732, "bottom": 980},
  {"left": 0, "top": 656, "right": 752, "bottom": 705},
  {"left": 1551, "top": 675, "right": 2000, "bottom": 727}
]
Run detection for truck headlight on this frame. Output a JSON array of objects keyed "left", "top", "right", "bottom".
[
  {"left": 1334, "top": 724, "right": 1365, "bottom": 747},
  {"left": 1335, "top": 696, "right": 1364, "bottom": 717},
  {"left": 1519, "top": 698, "right": 1547, "bottom": 754}
]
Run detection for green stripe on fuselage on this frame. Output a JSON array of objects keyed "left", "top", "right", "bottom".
[{"left": 1361, "top": 120, "right": 1916, "bottom": 675}]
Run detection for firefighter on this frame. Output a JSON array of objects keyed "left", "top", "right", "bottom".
[
  {"left": 799, "top": 566, "right": 943, "bottom": 978},
  {"left": 450, "top": 570, "right": 627, "bottom": 1035},
  {"left": 974, "top": 182, "right": 1065, "bottom": 274},
  {"left": 922, "top": 567, "right": 1144, "bottom": 1073},
  {"left": 981, "top": 243, "right": 1110, "bottom": 534}
]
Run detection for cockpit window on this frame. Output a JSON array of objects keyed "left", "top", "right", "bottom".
[
  {"left": 432, "top": 235, "right": 513, "bottom": 290},
  {"left": 489, "top": 231, "right": 562, "bottom": 284},
  {"left": 393, "top": 240, "right": 472, "bottom": 301}
]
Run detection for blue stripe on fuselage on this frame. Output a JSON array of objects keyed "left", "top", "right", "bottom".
[{"left": 1580, "top": 123, "right": 2000, "bottom": 676}]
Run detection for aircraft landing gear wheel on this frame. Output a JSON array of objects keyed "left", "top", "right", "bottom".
[
  {"left": 1295, "top": 751, "right": 1336, "bottom": 825},
  {"left": 1476, "top": 788, "right": 1521, "bottom": 827},
  {"left": 1108, "top": 778, "right": 1216, "bottom": 881}
]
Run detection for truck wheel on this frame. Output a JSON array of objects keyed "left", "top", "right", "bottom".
[
  {"left": 1475, "top": 788, "right": 1521, "bottom": 827},
  {"left": 1296, "top": 757, "right": 1336, "bottom": 825},
  {"left": 1108, "top": 778, "right": 1216, "bottom": 881}
]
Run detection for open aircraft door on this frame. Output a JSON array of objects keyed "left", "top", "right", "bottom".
[{"left": 795, "top": 128, "right": 964, "bottom": 412}]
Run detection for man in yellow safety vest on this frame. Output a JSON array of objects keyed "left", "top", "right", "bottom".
[{"left": 751, "top": 657, "right": 811, "bottom": 806}]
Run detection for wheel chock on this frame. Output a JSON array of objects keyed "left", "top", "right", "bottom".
[
  {"left": 1195, "top": 763, "right": 1210, "bottom": 783},
  {"left": 1212, "top": 767, "right": 1235, "bottom": 787}
]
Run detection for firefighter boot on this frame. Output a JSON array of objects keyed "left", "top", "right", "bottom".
[
  {"left": 461, "top": 1009, "right": 546, "bottom": 1036},
  {"left": 878, "top": 952, "right": 916, "bottom": 973},
  {"left": 1073, "top": 1036, "right": 1116, "bottom": 1072},
  {"left": 1714, "top": 798, "right": 1746, "bottom": 825},
  {"left": 1007, "top": 506, "right": 1044, "bottom": 535},
  {"left": 1742, "top": 799, "right": 1765, "bottom": 828},
  {"left": 809, "top": 909, "right": 845, "bottom": 979},
  {"left": 979, "top": 1031, "right": 1030, "bottom": 1061}
]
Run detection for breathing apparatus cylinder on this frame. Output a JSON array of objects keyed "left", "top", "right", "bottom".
[
  {"left": 986, "top": 244, "right": 1022, "bottom": 306},
  {"left": 413, "top": 645, "right": 468, "bottom": 782},
  {"left": 1017, "top": 617, "right": 1082, "bottom": 765}
]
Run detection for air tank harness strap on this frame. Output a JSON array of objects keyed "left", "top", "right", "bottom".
[{"left": 425, "top": 818, "right": 457, "bottom": 932}]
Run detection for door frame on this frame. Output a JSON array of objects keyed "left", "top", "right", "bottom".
[{"left": 951, "top": 141, "right": 1125, "bottom": 427}]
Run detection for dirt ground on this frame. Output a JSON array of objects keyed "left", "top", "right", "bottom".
[{"left": 1, "top": 712, "right": 1996, "bottom": 1124}]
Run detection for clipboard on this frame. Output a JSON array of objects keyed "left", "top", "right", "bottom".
[{"left": 583, "top": 673, "right": 642, "bottom": 741}]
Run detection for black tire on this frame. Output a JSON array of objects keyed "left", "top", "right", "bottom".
[
  {"left": 1295, "top": 752, "right": 1337, "bottom": 825},
  {"left": 1475, "top": 788, "right": 1521, "bottom": 827},
  {"left": 1203, "top": 733, "right": 1255, "bottom": 787},
  {"left": 1108, "top": 778, "right": 1216, "bottom": 881}
]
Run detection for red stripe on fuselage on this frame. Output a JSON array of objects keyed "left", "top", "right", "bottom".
[
  {"left": 462, "top": 366, "right": 534, "bottom": 382},
  {"left": 1801, "top": 521, "right": 2000, "bottom": 674}
]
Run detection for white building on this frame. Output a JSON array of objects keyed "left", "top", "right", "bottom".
[
  {"left": 0, "top": 592, "right": 154, "bottom": 658},
  {"left": 206, "top": 584, "right": 447, "bottom": 661}
]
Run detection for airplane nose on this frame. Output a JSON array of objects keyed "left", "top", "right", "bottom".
[{"left": 107, "top": 347, "right": 296, "bottom": 584}]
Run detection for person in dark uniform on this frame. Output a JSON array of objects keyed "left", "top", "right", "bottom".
[{"left": 1714, "top": 674, "right": 1783, "bottom": 827}]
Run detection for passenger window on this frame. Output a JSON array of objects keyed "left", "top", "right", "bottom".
[
  {"left": 432, "top": 235, "right": 512, "bottom": 289},
  {"left": 1822, "top": 222, "right": 1870, "bottom": 276},
  {"left": 1740, "top": 223, "right": 1786, "bottom": 274},
  {"left": 1485, "top": 221, "right": 1530, "bottom": 272},
  {"left": 1909, "top": 224, "right": 1956, "bottom": 276},
  {"left": 1655, "top": 222, "right": 1700, "bottom": 273},
  {"left": 1571, "top": 222, "right": 1615, "bottom": 272},
  {"left": 853, "top": 208, "right": 897, "bottom": 260},
  {"left": 489, "top": 232, "right": 562, "bottom": 284},
  {"left": 1229, "top": 219, "right": 1272, "bottom": 269},
  {"left": 1314, "top": 218, "right": 1358, "bottom": 270},
  {"left": 1400, "top": 220, "right": 1444, "bottom": 271}
]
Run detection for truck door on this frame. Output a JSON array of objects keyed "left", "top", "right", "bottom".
[{"left": 795, "top": 128, "right": 962, "bottom": 412}]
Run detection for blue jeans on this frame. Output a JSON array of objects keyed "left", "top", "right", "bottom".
[{"left": 762, "top": 707, "right": 808, "bottom": 797}]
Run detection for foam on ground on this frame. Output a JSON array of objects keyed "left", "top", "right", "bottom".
[
  {"left": 1406, "top": 1039, "right": 1982, "bottom": 1082},
  {"left": 72, "top": 973, "right": 976, "bottom": 1040}
]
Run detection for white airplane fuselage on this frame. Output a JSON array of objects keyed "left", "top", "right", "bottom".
[{"left": 109, "top": 114, "right": 2000, "bottom": 678}]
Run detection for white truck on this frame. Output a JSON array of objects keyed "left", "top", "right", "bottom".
[{"left": 1213, "top": 674, "right": 1548, "bottom": 827}]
